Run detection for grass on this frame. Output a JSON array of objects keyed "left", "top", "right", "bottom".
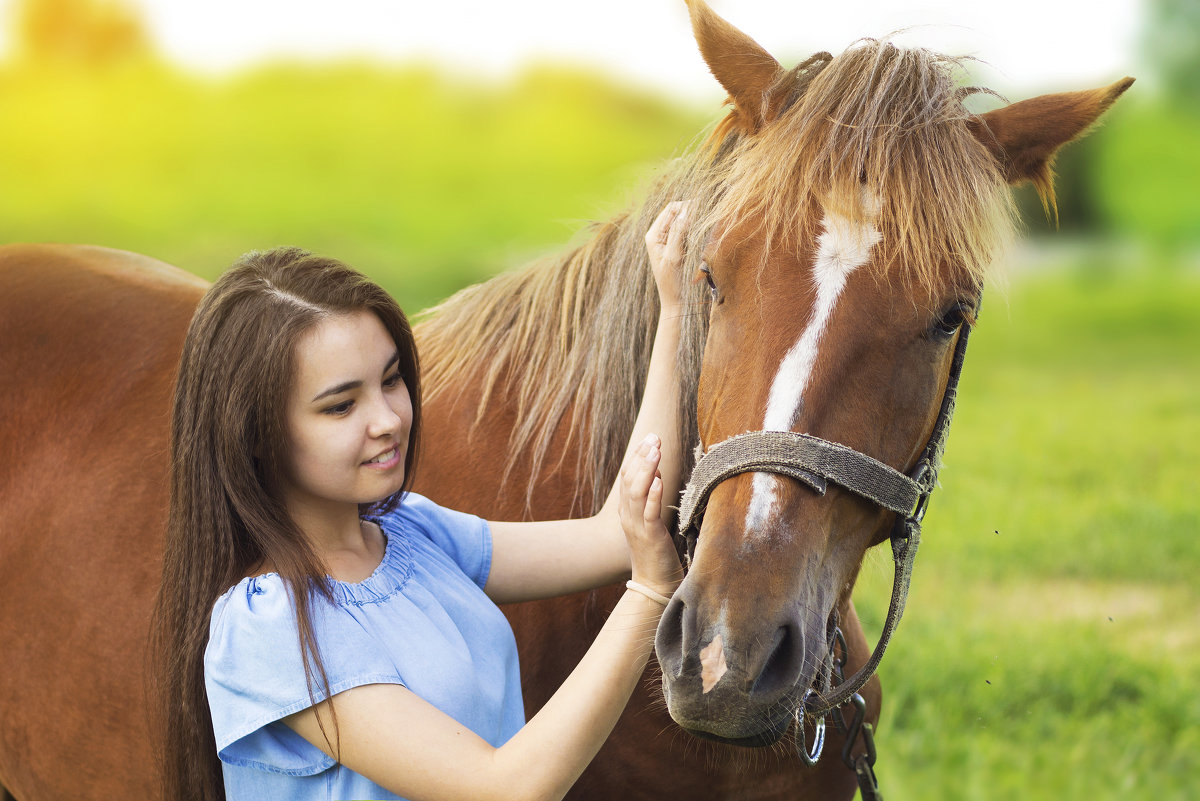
[{"left": 1, "top": 61, "right": 1195, "bottom": 800}]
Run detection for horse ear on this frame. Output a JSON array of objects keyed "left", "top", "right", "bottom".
[
  {"left": 686, "top": 0, "right": 785, "bottom": 132},
  {"left": 968, "top": 77, "right": 1135, "bottom": 219}
]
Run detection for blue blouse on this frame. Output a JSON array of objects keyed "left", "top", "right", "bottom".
[{"left": 204, "top": 493, "right": 525, "bottom": 800}]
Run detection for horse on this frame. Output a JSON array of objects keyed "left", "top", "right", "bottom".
[{"left": 0, "top": 1, "right": 1131, "bottom": 799}]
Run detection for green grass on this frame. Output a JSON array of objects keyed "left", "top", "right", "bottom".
[{"left": 2, "top": 61, "right": 1196, "bottom": 800}]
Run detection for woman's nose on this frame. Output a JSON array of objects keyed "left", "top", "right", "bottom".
[{"left": 366, "top": 396, "right": 404, "bottom": 439}]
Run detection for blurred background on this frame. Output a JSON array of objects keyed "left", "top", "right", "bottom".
[{"left": 0, "top": 1, "right": 1195, "bottom": 799}]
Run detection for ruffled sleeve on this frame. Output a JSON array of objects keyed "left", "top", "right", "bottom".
[
  {"left": 382, "top": 493, "right": 492, "bottom": 588},
  {"left": 204, "top": 575, "right": 405, "bottom": 775}
]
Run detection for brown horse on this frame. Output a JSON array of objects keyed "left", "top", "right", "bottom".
[{"left": 0, "top": 2, "right": 1130, "bottom": 799}]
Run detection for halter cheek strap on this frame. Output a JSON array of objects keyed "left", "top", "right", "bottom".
[{"left": 673, "top": 317, "right": 973, "bottom": 717}]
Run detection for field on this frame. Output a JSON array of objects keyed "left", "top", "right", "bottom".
[
  {"left": 861, "top": 258, "right": 1200, "bottom": 800},
  {"left": 1, "top": 64, "right": 1196, "bottom": 799}
]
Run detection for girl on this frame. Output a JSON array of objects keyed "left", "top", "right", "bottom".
[{"left": 153, "top": 203, "right": 689, "bottom": 801}]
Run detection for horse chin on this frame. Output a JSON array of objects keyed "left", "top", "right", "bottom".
[
  {"left": 662, "top": 679, "right": 808, "bottom": 748},
  {"left": 680, "top": 714, "right": 792, "bottom": 748}
]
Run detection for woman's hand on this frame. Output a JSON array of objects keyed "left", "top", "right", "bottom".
[
  {"left": 644, "top": 201, "right": 690, "bottom": 318},
  {"left": 618, "top": 433, "right": 684, "bottom": 598}
]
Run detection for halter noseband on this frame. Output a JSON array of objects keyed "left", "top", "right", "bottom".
[{"left": 674, "top": 313, "right": 973, "bottom": 718}]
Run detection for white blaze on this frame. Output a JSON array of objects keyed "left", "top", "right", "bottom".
[
  {"left": 700, "top": 633, "right": 729, "bottom": 693},
  {"left": 744, "top": 207, "right": 882, "bottom": 533}
]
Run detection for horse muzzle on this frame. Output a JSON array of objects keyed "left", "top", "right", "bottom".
[{"left": 654, "top": 564, "right": 838, "bottom": 745}]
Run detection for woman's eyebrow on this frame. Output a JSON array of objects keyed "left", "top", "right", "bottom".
[
  {"left": 311, "top": 353, "right": 400, "bottom": 403},
  {"left": 312, "top": 380, "right": 360, "bottom": 403},
  {"left": 382, "top": 352, "right": 399, "bottom": 374}
]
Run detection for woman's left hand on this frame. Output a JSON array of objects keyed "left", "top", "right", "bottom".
[
  {"left": 618, "top": 433, "right": 684, "bottom": 599},
  {"left": 644, "top": 201, "right": 690, "bottom": 317}
]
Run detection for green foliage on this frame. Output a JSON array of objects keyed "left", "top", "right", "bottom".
[
  {"left": 1093, "top": 99, "right": 1200, "bottom": 247},
  {"left": 1142, "top": 0, "right": 1200, "bottom": 107}
]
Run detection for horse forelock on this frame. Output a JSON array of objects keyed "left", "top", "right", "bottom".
[{"left": 703, "top": 38, "right": 1016, "bottom": 300}]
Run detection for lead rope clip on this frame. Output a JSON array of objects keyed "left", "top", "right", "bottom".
[{"left": 794, "top": 689, "right": 826, "bottom": 765}]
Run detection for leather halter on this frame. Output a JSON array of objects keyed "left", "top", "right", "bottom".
[{"left": 674, "top": 314, "right": 974, "bottom": 718}]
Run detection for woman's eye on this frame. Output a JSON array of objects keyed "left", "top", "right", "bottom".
[
  {"left": 323, "top": 400, "right": 354, "bottom": 416},
  {"left": 383, "top": 371, "right": 403, "bottom": 388}
]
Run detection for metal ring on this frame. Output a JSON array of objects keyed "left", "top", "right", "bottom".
[{"left": 794, "top": 690, "right": 826, "bottom": 766}]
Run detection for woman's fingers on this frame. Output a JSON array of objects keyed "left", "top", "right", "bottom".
[
  {"left": 645, "top": 201, "right": 691, "bottom": 316},
  {"left": 619, "top": 436, "right": 683, "bottom": 595},
  {"left": 643, "top": 475, "right": 663, "bottom": 524},
  {"left": 620, "top": 436, "right": 661, "bottom": 518},
  {"left": 645, "top": 202, "right": 689, "bottom": 268},
  {"left": 663, "top": 205, "right": 688, "bottom": 263},
  {"left": 645, "top": 201, "right": 683, "bottom": 250},
  {"left": 628, "top": 444, "right": 660, "bottom": 503},
  {"left": 621, "top": 435, "right": 655, "bottom": 490}
]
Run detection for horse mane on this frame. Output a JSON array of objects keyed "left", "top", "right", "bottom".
[
  {"left": 414, "top": 168, "right": 719, "bottom": 517},
  {"left": 414, "top": 39, "right": 1016, "bottom": 517}
]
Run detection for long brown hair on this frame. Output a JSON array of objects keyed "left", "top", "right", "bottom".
[{"left": 151, "top": 247, "right": 422, "bottom": 801}]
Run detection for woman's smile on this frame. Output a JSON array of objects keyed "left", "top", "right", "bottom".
[{"left": 363, "top": 445, "right": 402, "bottom": 469}]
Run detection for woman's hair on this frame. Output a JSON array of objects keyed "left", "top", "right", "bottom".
[{"left": 150, "top": 246, "right": 422, "bottom": 801}]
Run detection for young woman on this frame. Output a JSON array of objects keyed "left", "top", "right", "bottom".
[{"left": 153, "top": 203, "right": 690, "bottom": 801}]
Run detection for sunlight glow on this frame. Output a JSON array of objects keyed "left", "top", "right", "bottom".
[{"left": 0, "top": 0, "right": 1144, "bottom": 98}]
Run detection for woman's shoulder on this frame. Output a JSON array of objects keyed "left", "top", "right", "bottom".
[{"left": 207, "top": 574, "right": 296, "bottom": 647}]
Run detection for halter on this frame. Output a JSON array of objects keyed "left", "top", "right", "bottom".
[{"left": 674, "top": 312, "right": 974, "bottom": 718}]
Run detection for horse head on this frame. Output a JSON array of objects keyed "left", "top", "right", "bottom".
[{"left": 655, "top": 0, "right": 1132, "bottom": 746}]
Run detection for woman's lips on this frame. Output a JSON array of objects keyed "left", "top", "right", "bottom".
[{"left": 363, "top": 445, "right": 401, "bottom": 469}]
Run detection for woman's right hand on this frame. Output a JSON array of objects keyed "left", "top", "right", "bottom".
[{"left": 618, "top": 433, "right": 684, "bottom": 598}]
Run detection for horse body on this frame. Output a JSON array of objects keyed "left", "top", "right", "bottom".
[
  {"left": 0, "top": 245, "right": 204, "bottom": 799},
  {"left": 0, "top": 3, "right": 1132, "bottom": 799}
]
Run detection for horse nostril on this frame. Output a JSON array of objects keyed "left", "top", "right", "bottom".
[
  {"left": 653, "top": 596, "right": 692, "bottom": 679},
  {"left": 750, "top": 621, "right": 805, "bottom": 701}
]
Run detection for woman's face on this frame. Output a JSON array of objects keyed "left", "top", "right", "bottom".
[{"left": 280, "top": 310, "right": 412, "bottom": 516}]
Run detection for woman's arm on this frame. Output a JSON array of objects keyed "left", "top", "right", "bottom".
[
  {"left": 484, "top": 202, "right": 689, "bottom": 604},
  {"left": 284, "top": 442, "right": 680, "bottom": 801}
]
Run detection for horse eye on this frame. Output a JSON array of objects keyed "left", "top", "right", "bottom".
[
  {"left": 932, "top": 303, "right": 969, "bottom": 338},
  {"left": 699, "top": 262, "right": 719, "bottom": 303}
]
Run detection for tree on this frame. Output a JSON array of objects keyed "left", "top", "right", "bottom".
[
  {"left": 13, "top": 0, "right": 150, "bottom": 67},
  {"left": 1142, "top": 0, "right": 1200, "bottom": 107}
]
